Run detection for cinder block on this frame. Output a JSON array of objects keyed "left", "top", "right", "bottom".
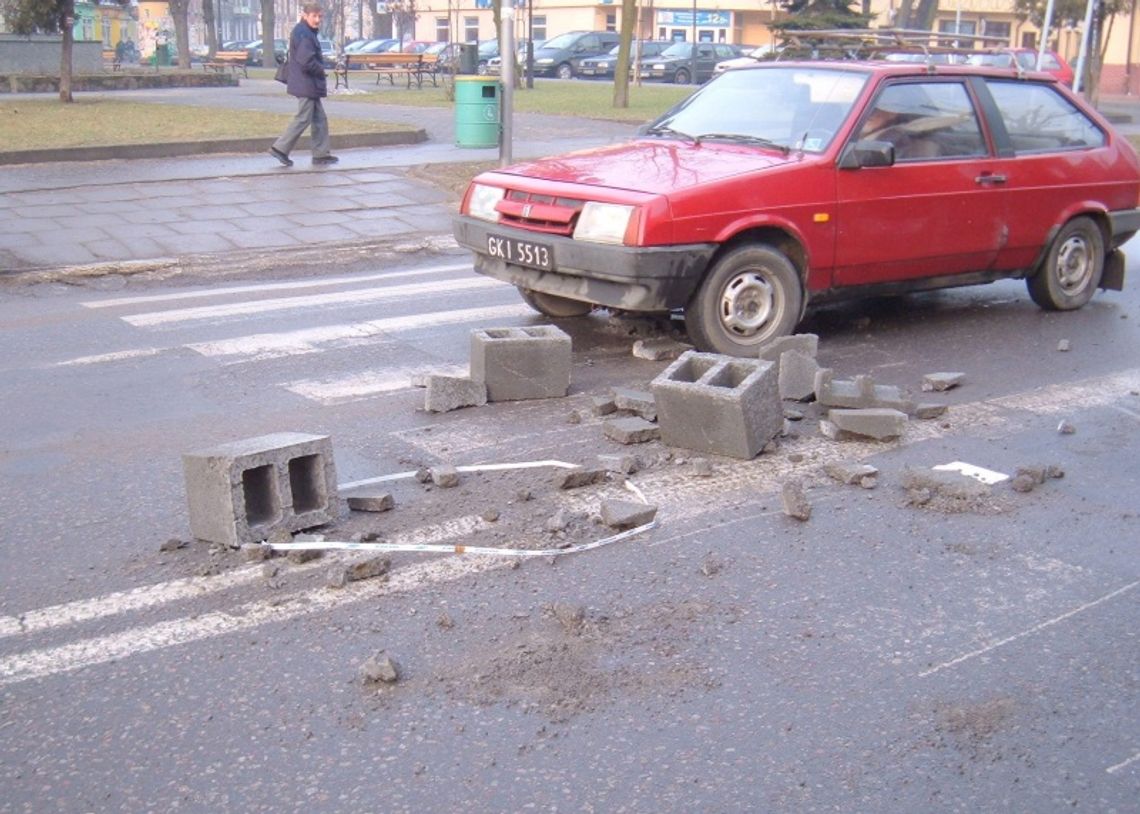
[
  {"left": 778, "top": 349, "right": 819, "bottom": 401},
  {"left": 182, "top": 432, "right": 339, "bottom": 547},
  {"left": 650, "top": 351, "right": 781, "bottom": 459},
  {"left": 424, "top": 375, "right": 487, "bottom": 413},
  {"left": 758, "top": 333, "right": 819, "bottom": 363},
  {"left": 470, "top": 325, "right": 571, "bottom": 401},
  {"left": 815, "top": 368, "right": 915, "bottom": 412}
]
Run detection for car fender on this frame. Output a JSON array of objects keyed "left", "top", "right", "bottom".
[
  {"left": 710, "top": 213, "right": 823, "bottom": 288},
  {"left": 1026, "top": 203, "right": 1111, "bottom": 277}
]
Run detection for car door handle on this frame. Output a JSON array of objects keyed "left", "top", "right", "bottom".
[{"left": 975, "top": 173, "right": 1007, "bottom": 185}]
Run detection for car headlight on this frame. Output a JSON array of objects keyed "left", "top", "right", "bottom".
[
  {"left": 573, "top": 202, "right": 637, "bottom": 245},
  {"left": 652, "top": 63, "right": 666, "bottom": 70},
  {"left": 536, "top": 57, "right": 553, "bottom": 65},
  {"left": 467, "top": 183, "right": 504, "bottom": 222}
]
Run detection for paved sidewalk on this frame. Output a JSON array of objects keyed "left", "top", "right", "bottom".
[{"left": 0, "top": 79, "right": 638, "bottom": 279}]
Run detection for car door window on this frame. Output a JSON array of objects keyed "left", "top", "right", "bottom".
[
  {"left": 986, "top": 80, "right": 1105, "bottom": 153},
  {"left": 855, "top": 81, "right": 986, "bottom": 161}
]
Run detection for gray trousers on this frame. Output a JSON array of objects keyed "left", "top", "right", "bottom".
[{"left": 272, "top": 96, "right": 331, "bottom": 157}]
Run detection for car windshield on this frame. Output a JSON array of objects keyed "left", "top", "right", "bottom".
[
  {"left": 541, "top": 32, "right": 582, "bottom": 51},
  {"left": 644, "top": 66, "right": 868, "bottom": 153},
  {"left": 660, "top": 42, "right": 692, "bottom": 59}
]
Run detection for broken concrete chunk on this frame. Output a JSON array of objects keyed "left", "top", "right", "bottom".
[
  {"left": 414, "top": 467, "right": 432, "bottom": 483},
  {"left": 345, "top": 491, "right": 395, "bottom": 513},
  {"left": 287, "top": 548, "right": 323, "bottom": 564},
  {"left": 360, "top": 651, "right": 400, "bottom": 684},
  {"left": 603, "top": 416, "right": 660, "bottom": 445},
  {"left": 1010, "top": 474, "right": 1037, "bottom": 493},
  {"left": 824, "top": 462, "right": 880, "bottom": 485},
  {"left": 424, "top": 375, "right": 487, "bottom": 413},
  {"left": 632, "top": 337, "right": 692, "bottom": 361},
  {"left": 914, "top": 402, "right": 948, "bottom": 419},
  {"left": 922, "top": 372, "right": 965, "bottom": 392},
  {"left": 691, "top": 458, "right": 714, "bottom": 477},
  {"left": 240, "top": 542, "right": 272, "bottom": 562},
  {"left": 1057, "top": 339, "right": 1071, "bottom": 352},
  {"left": 1047, "top": 464, "right": 1065, "bottom": 479},
  {"left": 159, "top": 537, "right": 188, "bottom": 553},
  {"left": 327, "top": 555, "right": 390, "bottom": 588},
  {"left": 600, "top": 499, "right": 658, "bottom": 529},
  {"left": 544, "top": 509, "right": 570, "bottom": 532},
  {"left": 1015, "top": 465, "right": 1048, "bottom": 485},
  {"left": 825, "top": 408, "right": 908, "bottom": 441},
  {"left": 900, "top": 468, "right": 991, "bottom": 499},
  {"left": 555, "top": 468, "right": 608, "bottom": 490},
  {"left": 591, "top": 395, "right": 617, "bottom": 416},
  {"left": 597, "top": 453, "right": 641, "bottom": 475},
  {"left": 480, "top": 508, "right": 500, "bottom": 522},
  {"left": 780, "top": 480, "right": 812, "bottom": 521},
  {"left": 550, "top": 602, "right": 586, "bottom": 634},
  {"left": 613, "top": 387, "right": 658, "bottom": 421},
  {"left": 1057, "top": 419, "right": 1076, "bottom": 435},
  {"left": 777, "top": 349, "right": 820, "bottom": 402},
  {"left": 431, "top": 465, "right": 460, "bottom": 488},
  {"left": 814, "top": 368, "right": 914, "bottom": 412},
  {"left": 758, "top": 333, "right": 819, "bottom": 363}
]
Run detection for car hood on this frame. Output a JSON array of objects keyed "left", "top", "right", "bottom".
[{"left": 496, "top": 140, "right": 799, "bottom": 196}]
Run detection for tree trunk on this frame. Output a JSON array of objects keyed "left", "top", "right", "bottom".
[
  {"left": 612, "top": 0, "right": 637, "bottom": 109},
  {"left": 59, "top": 1, "right": 75, "bottom": 103},
  {"left": 261, "top": 0, "right": 276, "bottom": 68},
  {"left": 895, "top": 0, "right": 915, "bottom": 29},
  {"left": 203, "top": 0, "right": 218, "bottom": 58},
  {"left": 913, "top": 0, "right": 940, "bottom": 32}
]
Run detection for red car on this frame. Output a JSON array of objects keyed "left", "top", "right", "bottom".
[
  {"left": 453, "top": 61, "right": 1140, "bottom": 356},
  {"left": 966, "top": 48, "right": 1075, "bottom": 87}
]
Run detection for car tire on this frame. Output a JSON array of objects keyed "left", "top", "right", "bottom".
[
  {"left": 1027, "top": 216, "right": 1104, "bottom": 311},
  {"left": 674, "top": 68, "right": 690, "bottom": 84},
  {"left": 685, "top": 244, "right": 803, "bottom": 357},
  {"left": 517, "top": 287, "right": 593, "bottom": 318},
  {"left": 556, "top": 62, "right": 573, "bottom": 80}
]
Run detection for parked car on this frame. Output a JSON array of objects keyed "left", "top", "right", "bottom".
[
  {"left": 577, "top": 40, "right": 671, "bottom": 79},
  {"left": 476, "top": 39, "right": 499, "bottom": 74},
  {"left": 530, "top": 30, "right": 621, "bottom": 79},
  {"left": 641, "top": 41, "right": 744, "bottom": 84},
  {"left": 966, "top": 48, "right": 1074, "bottom": 86},
  {"left": 714, "top": 43, "right": 779, "bottom": 76},
  {"left": 244, "top": 38, "right": 287, "bottom": 65},
  {"left": 400, "top": 40, "right": 435, "bottom": 54},
  {"left": 486, "top": 40, "right": 546, "bottom": 76},
  {"left": 452, "top": 61, "right": 1139, "bottom": 356}
]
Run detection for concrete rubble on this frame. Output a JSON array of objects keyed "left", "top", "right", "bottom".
[
  {"left": 612, "top": 387, "right": 658, "bottom": 421},
  {"left": 431, "top": 465, "right": 460, "bottom": 488},
  {"left": 600, "top": 499, "right": 658, "bottom": 529},
  {"left": 471, "top": 325, "right": 571, "bottom": 401},
  {"left": 632, "top": 337, "right": 692, "bottom": 361},
  {"left": 360, "top": 651, "right": 400, "bottom": 684},
  {"left": 424, "top": 374, "right": 487, "bottom": 413},
  {"left": 327, "top": 555, "right": 390, "bottom": 588},
  {"left": 780, "top": 480, "right": 812, "bottom": 521},
  {"left": 824, "top": 462, "right": 880, "bottom": 485},
  {"left": 922, "top": 372, "right": 965, "bottom": 392},
  {"left": 345, "top": 491, "right": 395, "bottom": 512},
  {"left": 815, "top": 369, "right": 916, "bottom": 413},
  {"left": 603, "top": 416, "right": 660, "bottom": 444},
  {"left": 821, "top": 408, "right": 908, "bottom": 441},
  {"left": 555, "top": 468, "right": 608, "bottom": 489}
]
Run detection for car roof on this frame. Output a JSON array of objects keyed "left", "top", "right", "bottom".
[{"left": 732, "top": 59, "right": 1061, "bottom": 84}]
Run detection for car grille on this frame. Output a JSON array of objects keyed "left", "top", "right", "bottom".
[{"left": 495, "top": 190, "right": 584, "bottom": 236}]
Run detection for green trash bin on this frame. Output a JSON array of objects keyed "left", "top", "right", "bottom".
[
  {"left": 156, "top": 43, "right": 171, "bottom": 66},
  {"left": 454, "top": 77, "right": 499, "bottom": 149}
]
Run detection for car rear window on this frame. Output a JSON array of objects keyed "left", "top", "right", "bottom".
[{"left": 985, "top": 81, "right": 1105, "bottom": 153}]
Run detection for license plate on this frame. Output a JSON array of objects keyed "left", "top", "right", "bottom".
[{"left": 486, "top": 233, "right": 553, "bottom": 271}]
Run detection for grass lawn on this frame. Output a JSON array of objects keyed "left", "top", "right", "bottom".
[{"left": 0, "top": 98, "right": 405, "bottom": 152}]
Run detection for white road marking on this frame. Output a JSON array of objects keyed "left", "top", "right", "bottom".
[
  {"left": 57, "top": 347, "right": 166, "bottom": 366},
  {"left": 123, "top": 277, "right": 504, "bottom": 327},
  {"left": 1106, "top": 750, "right": 1140, "bottom": 774},
  {"left": 284, "top": 363, "right": 468, "bottom": 404},
  {"left": 917, "top": 580, "right": 1139, "bottom": 677},
  {"left": 81, "top": 262, "right": 470, "bottom": 309}
]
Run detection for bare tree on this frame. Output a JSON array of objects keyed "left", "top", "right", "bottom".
[
  {"left": 261, "top": 0, "right": 276, "bottom": 66},
  {"left": 612, "top": 0, "right": 636, "bottom": 108}
]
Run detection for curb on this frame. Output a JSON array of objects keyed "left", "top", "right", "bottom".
[{"left": 0, "top": 128, "right": 427, "bottom": 166}]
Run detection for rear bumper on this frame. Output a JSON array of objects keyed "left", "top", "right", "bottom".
[
  {"left": 453, "top": 215, "right": 716, "bottom": 312},
  {"left": 1109, "top": 207, "right": 1140, "bottom": 242}
]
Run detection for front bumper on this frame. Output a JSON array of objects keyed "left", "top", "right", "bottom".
[{"left": 453, "top": 215, "right": 716, "bottom": 312}]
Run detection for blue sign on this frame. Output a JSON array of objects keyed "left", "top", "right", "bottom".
[{"left": 657, "top": 9, "right": 731, "bottom": 28}]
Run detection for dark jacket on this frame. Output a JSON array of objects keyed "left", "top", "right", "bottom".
[{"left": 285, "top": 20, "right": 327, "bottom": 99}]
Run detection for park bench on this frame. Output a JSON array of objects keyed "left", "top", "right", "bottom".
[
  {"left": 334, "top": 52, "right": 438, "bottom": 90},
  {"left": 102, "top": 49, "right": 121, "bottom": 71},
  {"left": 203, "top": 51, "right": 249, "bottom": 78}
]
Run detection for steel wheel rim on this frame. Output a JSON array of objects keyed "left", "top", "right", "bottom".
[
  {"left": 1056, "top": 235, "right": 1094, "bottom": 296},
  {"left": 719, "top": 272, "right": 777, "bottom": 338}
]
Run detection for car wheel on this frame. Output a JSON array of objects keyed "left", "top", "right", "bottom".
[
  {"left": 517, "top": 287, "right": 593, "bottom": 318},
  {"left": 1027, "top": 216, "right": 1104, "bottom": 311},
  {"left": 556, "top": 62, "right": 573, "bottom": 80},
  {"left": 673, "top": 68, "right": 690, "bottom": 84},
  {"left": 685, "top": 245, "right": 803, "bottom": 357}
]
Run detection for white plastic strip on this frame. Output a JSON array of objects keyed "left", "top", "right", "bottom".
[
  {"left": 264, "top": 521, "right": 656, "bottom": 558},
  {"left": 932, "top": 461, "right": 1010, "bottom": 485},
  {"left": 339, "top": 459, "right": 580, "bottom": 490}
]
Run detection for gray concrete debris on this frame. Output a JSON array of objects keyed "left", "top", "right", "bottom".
[
  {"left": 699, "top": 554, "right": 723, "bottom": 577},
  {"left": 914, "top": 402, "right": 948, "bottom": 419},
  {"left": 632, "top": 337, "right": 692, "bottom": 361},
  {"left": 758, "top": 333, "right": 819, "bottom": 363},
  {"left": 597, "top": 453, "right": 641, "bottom": 475},
  {"left": 550, "top": 602, "right": 586, "bottom": 634},
  {"left": 241, "top": 542, "right": 272, "bottom": 562},
  {"left": 431, "top": 465, "right": 460, "bottom": 488},
  {"left": 922, "top": 372, "right": 965, "bottom": 392},
  {"left": 900, "top": 468, "right": 991, "bottom": 500},
  {"left": 780, "top": 480, "right": 812, "bottom": 521},
  {"left": 470, "top": 325, "right": 571, "bottom": 401},
  {"left": 1057, "top": 339, "right": 1071, "bottom": 352},
  {"left": 591, "top": 395, "right": 617, "bottom": 416},
  {"left": 600, "top": 499, "right": 658, "bottom": 529},
  {"left": 784, "top": 408, "right": 805, "bottom": 421},
  {"left": 691, "top": 458, "right": 714, "bottom": 477},
  {"left": 1058, "top": 419, "right": 1076, "bottom": 434},
  {"left": 603, "top": 416, "right": 661, "bottom": 444},
  {"left": 436, "top": 612, "right": 455, "bottom": 629},
  {"left": 360, "top": 651, "right": 400, "bottom": 684},
  {"left": 824, "top": 462, "right": 880, "bottom": 485},
  {"left": 345, "top": 491, "right": 395, "bottom": 512},
  {"left": 544, "top": 509, "right": 570, "bottom": 532},
  {"left": 860, "top": 475, "right": 878, "bottom": 489},
  {"left": 327, "top": 555, "right": 390, "bottom": 588},
  {"left": 613, "top": 387, "right": 658, "bottom": 421},
  {"left": 555, "top": 468, "right": 608, "bottom": 489},
  {"left": 287, "top": 548, "right": 323, "bottom": 564},
  {"left": 777, "top": 349, "right": 819, "bottom": 402},
  {"left": 424, "top": 374, "right": 487, "bottom": 413},
  {"left": 823, "top": 408, "right": 908, "bottom": 441},
  {"left": 159, "top": 538, "right": 188, "bottom": 552},
  {"left": 480, "top": 508, "right": 500, "bottom": 522},
  {"left": 1015, "top": 465, "right": 1048, "bottom": 485},
  {"left": 414, "top": 467, "right": 432, "bottom": 483},
  {"left": 1010, "top": 474, "right": 1037, "bottom": 493},
  {"left": 814, "top": 369, "right": 915, "bottom": 413}
]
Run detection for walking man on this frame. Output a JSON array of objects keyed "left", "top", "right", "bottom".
[{"left": 270, "top": 2, "right": 337, "bottom": 167}]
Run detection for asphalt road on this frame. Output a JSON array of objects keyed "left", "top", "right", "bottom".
[{"left": 1, "top": 244, "right": 1137, "bottom": 811}]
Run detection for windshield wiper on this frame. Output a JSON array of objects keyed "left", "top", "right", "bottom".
[
  {"left": 694, "top": 133, "right": 790, "bottom": 153},
  {"left": 644, "top": 124, "right": 698, "bottom": 143}
]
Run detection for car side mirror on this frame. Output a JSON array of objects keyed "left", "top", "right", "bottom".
[{"left": 839, "top": 139, "right": 896, "bottom": 169}]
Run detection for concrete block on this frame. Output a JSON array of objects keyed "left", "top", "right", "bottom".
[
  {"left": 182, "top": 432, "right": 339, "bottom": 547},
  {"left": 603, "top": 416, "right": 660, "bottom": 444},
  {"left": 591, "top": 395, "right": 617, "bottom": 416},
  {"left": 824, "top": 462, "right": 879, "bottom": 485},
  {"left": 758, "top": 333, "right": 819, "bottom": 362},
  {"left": 613, "top": 387, "right": 657, "bottom": 421},
  {"left": 600, "top": 499, "right": 658, "bottom": 529},
  {"left": 825, "top": 408, "right": 908, "bottom": 440},
  {"left": 424, "top": 375, "right": 487, "bottom": 412},
  {"left": 780, "top": 480, "right": 812, "bottom": 520},
  {"left": 650, "top": 351, "right": 781, "bottom": 460},
  {"left": 815, "top": 368, "right": 915, "bottom": 412},
  {"left": 922, "top": 371, "right": 965, "bottom": 392},
  {"left": 597, "top": 453, "right": 641, "bottom": 474},
  {"left": 470, "top": 325, "right": 571, "bottom": 401},
  {"left": 778, "top": 349, "right": 819, "bottom": 401},
  {"left": 345, "top": 491, "right": 395, "bottom": 512},
  {"left": 555, "top": 468, "right": 608, "bottom": 489},
  {"left": 914, "top": 402, "right": 948, "bottom": 419},
  {"left": 632, "top": 337, "right": 692, "bottom": 361},
  {"left": 431, "top": 465, "right": 460, "bottom": 488}
]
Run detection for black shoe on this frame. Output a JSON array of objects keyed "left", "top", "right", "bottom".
[
  {"left": 269, "top": 147, "right": 293, "bottom": 167},
  {"left": 312, "top": 154, "right": 339, "bottom": 165}
]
